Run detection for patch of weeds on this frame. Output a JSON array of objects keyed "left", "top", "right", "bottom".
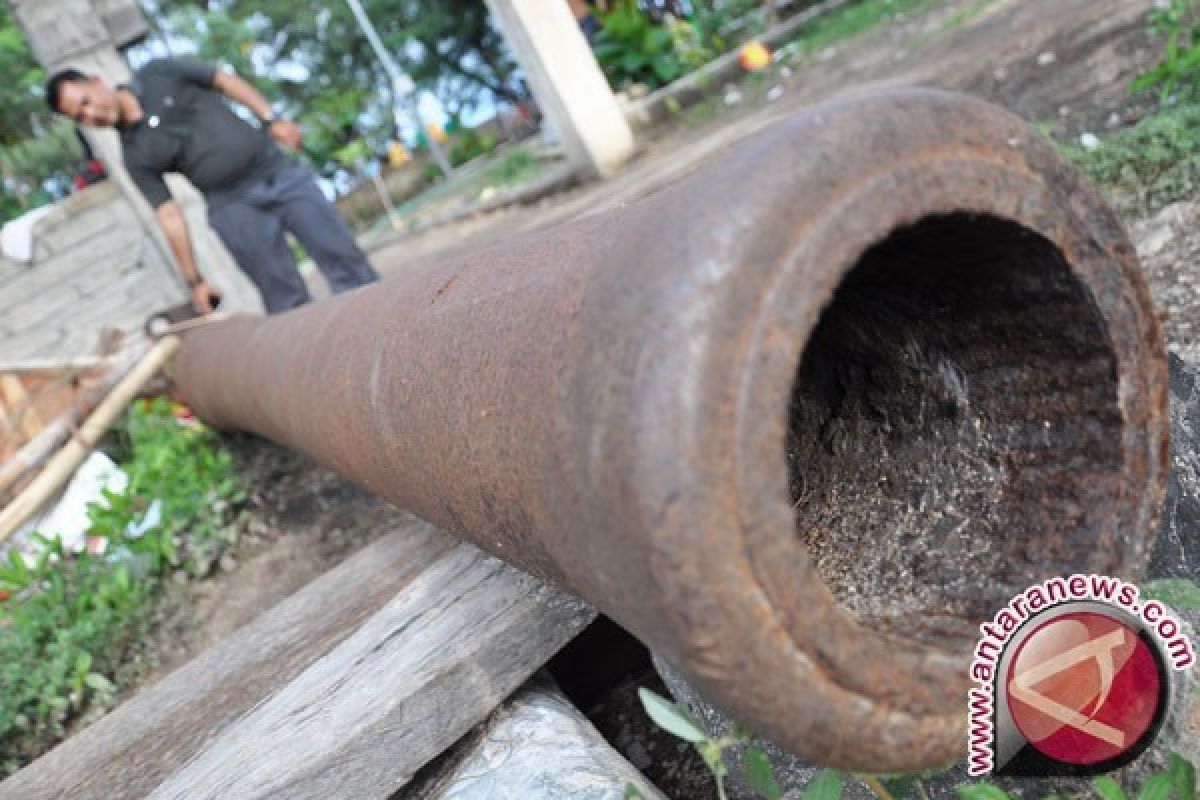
[
  {"left": 1142, "top": 578, "right": 1200, "bottom": 609},
  {"left": 1062, "top": 0, "right": 1200, "bottom": 214},
  {"left": 1061, "top": 98, "right": 1200, "bottom": 215},
  {"left": 1132, "top": 0, "right": 1200, "bottom": 105},
  {"left": 95, "top": 398, "right": 245, "bottom": 578},
  {"left": 935, "top": 0, "right": 995, "bottom": 34},
  {"left": 0, "top": 398, "right": 244, "bottom": 776},
  {"left": 594, "top": 0, "right": 689, "bottom": 90},
  {"left": 481, "top": 148, "right": 539, "bottom": 188},
  {"left": 784, "top": 0, "right": 939, "bottom": 57},
  {"left": 907, "top": 0, "right": 996, "bottom": 52},
  {"left": 957, "top": 754, "right": 1196, "bottom": 800},
  {"left": 0, "top": 536, "right": 150, "bottom": 776},
  {"left": 631, "top": 687, "right": 1197, "bottom": 799},
  {"left": 686, "top": 95, "right": 722, "bottom": 126},
  {"left": 628, "top": 687, "right": 840, "bottom": 799},
  {"left": 450, "top": 127, "right": 499, "bottom": 168}
]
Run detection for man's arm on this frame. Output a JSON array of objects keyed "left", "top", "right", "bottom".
[
  {"left": 211, "top": 69, "right": 303, "bottom": 151},
  {"left": 156, "top": 200, "right": 220, "bottom": 314}
]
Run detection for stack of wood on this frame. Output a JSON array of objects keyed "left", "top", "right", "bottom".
[
  {"left": 0, "top": 521, "right": 669, "bottom": 799},
  {"left": 0, "top": 357, "right": 113, "bottom": 506},
  {"left": 0, "top": 339, "right": 176, "bottom": 545}
]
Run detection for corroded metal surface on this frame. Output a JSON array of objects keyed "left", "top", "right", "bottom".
[{"left": 171, "top": 89, "right": 1168, "bottom": 771}]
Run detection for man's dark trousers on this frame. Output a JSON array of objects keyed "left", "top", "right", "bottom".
[{"left": 208, "top": 162, "right": 379, "bottom": 313}]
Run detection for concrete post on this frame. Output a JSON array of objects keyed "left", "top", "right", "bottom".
[
  {"left": 485, "top": 0, "right": 634, "bottom": 178},
  {"left": 8, "top": 0, "right": 261, "bottom": 314}
]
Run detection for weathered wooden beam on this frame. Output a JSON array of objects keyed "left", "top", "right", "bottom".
[
  {"left": 1, "top": 529, "right": 594, "bottom": 799},
  {"left": 149, "top": 544, "right": 594, "bottom": 799},
  {"left": 0, "top": 356, "right": 111, "bottom": 376},
  {"left": 0, "top": 528, "right": 451, "bottom": 799}
]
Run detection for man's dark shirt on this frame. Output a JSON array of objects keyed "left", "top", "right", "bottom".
[{"left": 119, "top": 59, "right": 284, "bottom": 210}]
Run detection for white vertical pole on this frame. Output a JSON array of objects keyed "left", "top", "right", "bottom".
[
  {"left": 484, "top": 0, "right": 634, "bottom": 177},
  {"left": 344, "top": 0, "right": 454, "bottom": 178}
]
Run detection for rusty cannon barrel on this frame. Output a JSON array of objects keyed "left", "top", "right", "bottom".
[{"left": 171, "top": 89, "right": 1167, "bottom": 771}]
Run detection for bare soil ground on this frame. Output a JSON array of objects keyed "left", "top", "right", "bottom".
[
  {"left": 368, "top": 0, "right": 1161, "bottom": 276},
  {"left": 116, "top": 0, "right": 1196, "bottom": 795}
]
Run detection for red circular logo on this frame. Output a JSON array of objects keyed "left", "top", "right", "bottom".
[{"left": 1005, "top": 611, "right": 1162, "bottom": 766}]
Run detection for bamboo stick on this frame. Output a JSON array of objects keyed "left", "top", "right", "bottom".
[{"left": 0, "top": 345, "right": 145, "bottom": 501}]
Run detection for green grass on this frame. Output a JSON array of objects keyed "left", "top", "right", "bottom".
[
  {"left": 783, "top": 0, "right": 941, "bottom": 56},
  {"left": 481, "top": 149, "right": 540, "bottom": 188},
  {"left": 905, "top": 0, "right": 996, "bottom": 51},
  {"left": 0, "top": 399, "right": 244, "bottom": 776},
  {"left": 365, "top": 143, "right": 549, "bottom": 237},
  {"left": 933, "top": 0, "right": 995, "bottom": 35},
  {"left": 1061, "top": 97, "right": 1200, "bottom": 215}
]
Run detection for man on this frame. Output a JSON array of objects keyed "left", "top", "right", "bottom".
[{"left": 46, "top": 59, "right": 379, "bottom": 314}]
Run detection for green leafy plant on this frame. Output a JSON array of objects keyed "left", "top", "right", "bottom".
[
  {"left": 631, "top": 687, "right": 843, "bottom": 799},
  {"left": 665, "top": 11, "right": 718, "bottom": 71},
  {"left": 1142, "top": 578, "right": 1200, "bottom": 609},
  {"left": 632, "top": 682, "right": 1197, "bottom": 800},
  {"left": 450, "top": 127, "right": 499, "bottom": 167},
  {"left": 1061, "top": 97, "right": 1200, "bottom": 214},
  {"left": 687, "top": 0, "right": 763, "bottom": 56},
  {"left": 0, "top": 398, "right": 244, "bottom": 776},
  {"left": 956, "top": 785, "right": 1013, "bottom": 800},
  {"left": 952, "top": 755, "right": 1196, "bottom": 800},
  {"left": 0, "top": 535, "right": 151, "bottom": 775},
  {"left": 1093, "top": 754, "right": 1196, "bottom": 800},
  {"left": 1133, "top": 0, "right": 1200, "bottom": 103},
  {"left": 593, "top": 0, "right": 688, "bottom": 90},
  {"left": 481, "top": 149, "right": 538, "bottom": 187}
]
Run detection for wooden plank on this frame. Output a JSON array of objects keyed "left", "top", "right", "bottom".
[
  {"left": 0, "top": 527, "right": 457, "bottom": 800},
  {"left": 30, "top": 190, "right": 137, "bottom": 261},
  {"left": 400, "top": 677, "right": 666, "bottom": 800},
  {"left": 0, "top": 337, "right": 179, "bottom": 544},
  {"left": 149, "top": 546, "right": 594, "bottom": 799},
  {"left": 0, "top": 231, "right": 145, "bottom": 318},
  {"left": 0, "top": 262, "right": 179, "bottom": 361},
  {"left": 2, "top": 250, "right": 157, "bottom": 333},
  {"left": 0, "top": 356, "right": 110, "bottom": 375}
]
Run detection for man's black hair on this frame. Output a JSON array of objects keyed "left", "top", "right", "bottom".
[{"left": 45, "top": 68, "right": 88, "bottom": 113}]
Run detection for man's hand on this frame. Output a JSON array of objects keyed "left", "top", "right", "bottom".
[
  {"left": 267, "top": 119, "right": 303, "bottom": 152},
  {"left": 191, "top": 279, "right": 222, "bottom": 314}
]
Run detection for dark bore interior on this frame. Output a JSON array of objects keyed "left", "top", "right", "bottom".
[{"left": 787, "top": 214, "right": 1123, "bottom": 647}]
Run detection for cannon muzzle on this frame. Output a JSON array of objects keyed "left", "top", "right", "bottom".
[{"left": 172, "top": 89, "right": 1167, "bottom": 770}]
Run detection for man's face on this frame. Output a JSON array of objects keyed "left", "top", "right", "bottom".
[{"left": 57, "top": 77, "right": 119, "bottom": 127}]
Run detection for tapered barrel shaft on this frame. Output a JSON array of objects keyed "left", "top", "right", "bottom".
[{"left": 172, "top": 89, "right": 1167, "bottom": 770}]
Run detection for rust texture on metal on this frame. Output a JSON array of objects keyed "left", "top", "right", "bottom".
[{"left": 170, "top": 89, "right": 1168, "bottom": 771}]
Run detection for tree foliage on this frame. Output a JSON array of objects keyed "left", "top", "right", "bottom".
[
  {"left": 0, "top": 3, "right": 48, "bottom": 147},
  {"left": 0, "top": 3, "right": 81, "bottom": 223},
  {"left": 142, "top": 0, "right": 524, "bottom": 176}
]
